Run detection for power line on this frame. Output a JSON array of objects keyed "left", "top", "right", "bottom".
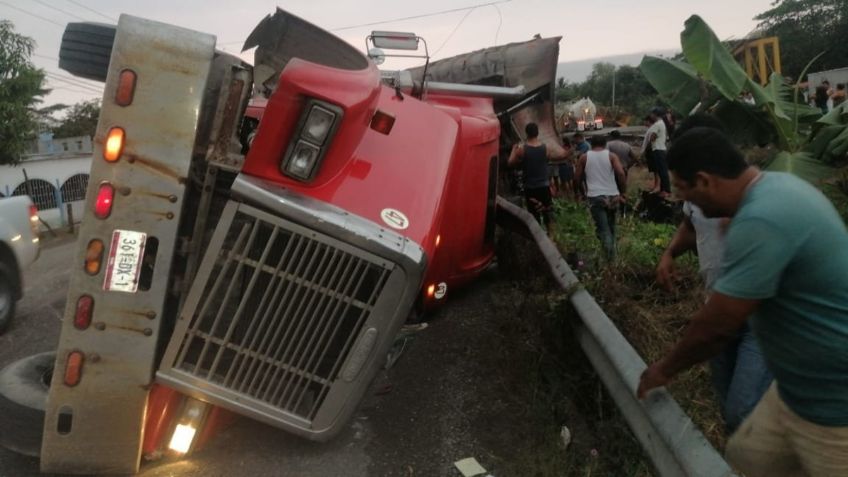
[
  {"left": 64, "top": 0, "right": 117, "bottom": 22},
  {"left": 33, "top": 0, "right": 88, "bottom": 22},
  {"left": 45, "top": 72, "right": 102, "bottom": 94},
  {"left": 432, "top": 8, "right": 477, "bottom": 57},
  {"left": 218, "top": 0, "right": 513, "bottom": 46},
  {"left": 0, "top": 1, "right": 64, "bottom": 28},
  {"left": 492, "top": 4, "right": 503, "bottom": 45},
  {"left": 34, "top": 53, "right": 59, "bottom": 62},
  {"left": 331, "top": 0, "right": 512, "bottom": 32}
]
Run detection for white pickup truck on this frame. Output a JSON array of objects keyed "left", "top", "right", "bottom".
[{"left": 0, "top": 196, "right": 40, "bottom": 333}]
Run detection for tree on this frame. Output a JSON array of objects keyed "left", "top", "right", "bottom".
[
  {"left": 53, "top": 99, "right": 100, "bottom": 139},
  {"left": 0, "top": 20, "right": 47, "bottom": 164},
  {"left": 755, "top": 0, "right": 848, "bottom": 79}
]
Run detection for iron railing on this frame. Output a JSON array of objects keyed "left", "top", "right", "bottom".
[{"left": 496, "top": 197, "right": 736, "bottom": 477}]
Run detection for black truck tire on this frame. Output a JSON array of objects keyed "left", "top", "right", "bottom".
[
  {"left": 0, "top": 352, "right": 55, "bottom": 457},
  {"left": 59, "top": 22, "right": 117, "bottom": 82},
  {"left": 0, "top": 261, "right": 17, "bottom": 335}
]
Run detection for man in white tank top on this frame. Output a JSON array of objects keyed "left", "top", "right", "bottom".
[{"left": 575, "top": 135, "right": 627, "bottom": 258}]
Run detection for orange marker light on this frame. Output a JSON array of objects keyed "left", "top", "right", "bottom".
[
  {"left": 64, "top": 351, "right": 84, "bottom": 387},
  {"left": 370, "top": 110, "right": 395, "bottom": 135},
  {"left": 104, "top": 127, "right": 125, "bottom": 162},
  {"left": 74, "top": 295, "right": 94, "bottom": 330},
  {"left": 115, "top": 69, "right": 137, "bottom": 106},
  {"left": 94, "top": 183, "right": 115, "bottom": 219},
  {"left": 426, "top": 284, "right": 436, "bottom": 298},
  {"left": 85, "top": 239, "right": 104, "bottom": 275}
]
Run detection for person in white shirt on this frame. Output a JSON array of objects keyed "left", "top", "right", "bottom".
[
  {"left": 641, "top": 107, "right": 671, "bottom": 197},
  {"left": 575, "top": 135, "right": 627, "bottom": 259}
]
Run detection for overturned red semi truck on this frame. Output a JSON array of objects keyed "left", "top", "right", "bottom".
[{"left": 0, "top": 9, "right": 563, "bottom": 474}]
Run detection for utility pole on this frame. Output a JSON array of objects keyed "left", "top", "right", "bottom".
[{"left": 612, "top": 67, "right": 616, "bottom": 109}]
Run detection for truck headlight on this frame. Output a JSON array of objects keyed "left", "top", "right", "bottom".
[
  {"left": 281, "top": 99, "right": 343, "bottom": 182},
  {"left": 287, "top": 140, "right": 321, "bottom": 179}
]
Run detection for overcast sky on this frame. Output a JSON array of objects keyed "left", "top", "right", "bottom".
[{"left": 3, "top": 0, "right": 774, "bottom": 111}]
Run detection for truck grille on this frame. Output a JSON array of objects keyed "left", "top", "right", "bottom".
[{"left": 160, "top": 201, "right": 398, "bottom": 424}]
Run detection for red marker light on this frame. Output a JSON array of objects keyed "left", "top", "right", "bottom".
[
  {"left": 64, "top": 351, "right": 84, "bottom": 387},
  {"left": 74, "top": 295, "right": 94, "bottom": 330},
  {"left": 370, "top": 110, "right": 395, "bottom": 135},
  {"left": 426, "top": 284, "right": 436, "bottom": 298},
  {"left": 104, "top": 127, "right": 125, "bottom": 162},
  {"left": 94, "top": 183, "right": 115, "bottom": 219},
  {"left": 115, "top": 69, "right": 137, "bottom": 106}
]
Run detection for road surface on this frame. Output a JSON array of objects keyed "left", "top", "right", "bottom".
[{"left": 0, "top": 234, "right": 553, "bottom": 477}]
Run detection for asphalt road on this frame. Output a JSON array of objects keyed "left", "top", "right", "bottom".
[{"left": 0, "top": 234, "right": 539, "bottom": 477}]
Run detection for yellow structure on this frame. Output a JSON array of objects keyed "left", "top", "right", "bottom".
[{"left": 733, "top": 36, "right": 782, "bottom": 85}]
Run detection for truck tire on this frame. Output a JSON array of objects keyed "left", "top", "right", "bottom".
[
  {"left": 59, "top": 22, "right": 117, "bottom": 82},
  {"left": 0, "top": 261, "right": 17, "bottom": 335},
  {"left": 0, "top": 352, "right": 54, "bottom": 457}
]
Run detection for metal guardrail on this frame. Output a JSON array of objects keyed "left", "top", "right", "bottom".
[{"left": 496, "top": 197, "right": 736, "bottom": 477}]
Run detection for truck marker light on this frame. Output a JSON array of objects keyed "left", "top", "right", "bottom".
[
  {"left": 370, "top": 110, "right": 395, "bottom": 135},
  {"left": 28, "top": 204, "right": 40, "bottom": 243},
  {"left": 115, "top": 69, "right": 137, "bottom": 106},
  {"left": 435, "top": 234, "right": 441, "bottom": 248},
  {"left": 104, "top": 127, "right": 125, "bottom": 162},
  {"left": 64, "top": 351, "right": 84, "bottom": 386},
  {"left": 85, "top": 239, "right": 104, "bottom": 275},
  {"left": 168, "top": 398, "right": 209, "bottom": 454},
  {"left": 74, "top": 295, "right": 94, "bottom": 330},
  {"left": 302, "top": 105, "right": 335, "bottom": 144},
  {"left": 94, "top": 183, "right": 115, "bottom": 219},
  {"left": 169, "top": 424, "right": 196, "bottom": 454},
  {"left": 426, "top": 284, "right": 436, "bottom": 298}
]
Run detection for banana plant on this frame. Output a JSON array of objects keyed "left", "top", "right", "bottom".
[{"left": 640, "top": 15, "right": 844, "bottom": 182}]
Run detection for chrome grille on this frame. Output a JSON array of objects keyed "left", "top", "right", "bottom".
[{"left": 167, "top": 202, "right": 394, "bottom": 421}]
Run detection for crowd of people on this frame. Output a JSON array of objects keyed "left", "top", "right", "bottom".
[{"left": 509, "top": 108, "right": 848, "bottom": 475}]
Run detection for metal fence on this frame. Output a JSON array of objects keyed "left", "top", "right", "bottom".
[{"left": 496, "top": 197, "right": 736, "bottom": 477}]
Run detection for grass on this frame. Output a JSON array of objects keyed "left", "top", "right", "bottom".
[
  {"left": 504, "top": 180, "right": 724, "bottom": 476},
  {"left": 502, "top": 162, "right": 848, "bottom": 476}
]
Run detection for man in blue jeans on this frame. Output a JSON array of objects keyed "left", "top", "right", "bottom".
[
  {"left": 575, "top": 135, "right": 627, "bottom": 258},
  {"left": 656, "top": 115, "right": 771, "bottom": 433},
  {"left": 639, "top": 127, "right": 848, "bottom": 476}
]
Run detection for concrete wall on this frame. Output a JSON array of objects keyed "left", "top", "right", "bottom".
[{"left": 0, "top": 155, "right": 93, "bottom": 231}]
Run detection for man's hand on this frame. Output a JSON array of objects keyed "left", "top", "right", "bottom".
[
  {"left": 637, "top": 361, "right": 671, "bottom": 399},
  {"left": 656, "top": 251, "right": 678, "bottom": 292}
]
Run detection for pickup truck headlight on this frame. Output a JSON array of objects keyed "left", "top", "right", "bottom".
[{"left": 282, "top": 99, "right": 342, "bottom": 181}]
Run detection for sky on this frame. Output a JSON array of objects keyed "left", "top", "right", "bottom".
[{"left": 2, "top": 0, "right": 775, "bottom": 113}]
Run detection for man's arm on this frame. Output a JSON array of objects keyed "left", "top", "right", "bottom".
[
  {"left": 609, "top": 153, "right": 627, "bottom": 195},
  {"left": 656, "top": 217, "right": 696, "bottom": 291},
  {"left": 637, "top": 293, "right": 760, "bottom": 398},
  {"left": 548, "top": 144, "right": 571, "bottom": 161},
  {"left": 507, "top": 143, "right": 522, "bottom": 167}
]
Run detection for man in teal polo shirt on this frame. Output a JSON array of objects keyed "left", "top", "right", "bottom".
[{"left": 637, "top": 127, "right": 848, "bottom": 476}]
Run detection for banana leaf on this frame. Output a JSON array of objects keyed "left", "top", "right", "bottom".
[
  {"left": 680, "top": 15, "right": 749, "bottom": 102},
  {"left": 638, "top": 56, "right": 704, "bottom": 114},
  {"left": 764, "top": 151, "right": 833, "bottom": 183},
  {"left": 817, "top": 101, "right": 848, "bottom": 127}
]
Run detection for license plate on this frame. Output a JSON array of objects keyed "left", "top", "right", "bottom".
[{"left": 103, "top": 229, "right": 147, "bottom": 293}]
